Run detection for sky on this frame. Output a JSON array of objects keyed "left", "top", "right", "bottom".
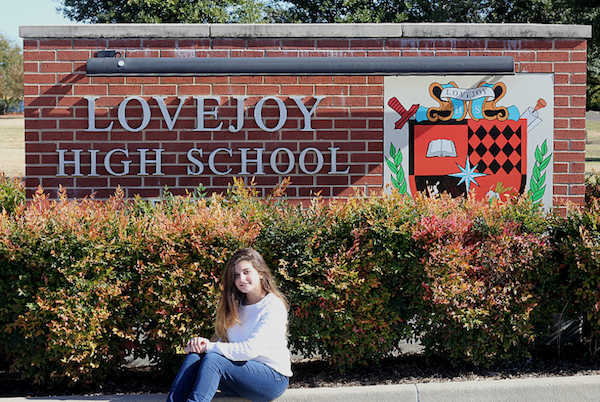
[{"left": 0, "top": 0, "right": 74, "bottom": 47}]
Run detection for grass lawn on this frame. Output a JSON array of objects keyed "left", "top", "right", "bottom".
[
  {"left": 586, "top": 120, "right": 600, "bottom": 175},
  {"left": 0, "top": 115, "right": 24, "bottom": 177}
]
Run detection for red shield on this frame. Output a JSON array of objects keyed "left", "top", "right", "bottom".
[{"left": 409, "top": 119, "right": 527, "bottom": 200}]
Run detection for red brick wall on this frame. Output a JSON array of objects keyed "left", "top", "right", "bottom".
[{"left": 23, "top": 36, "right": 587, "bottom": 205}]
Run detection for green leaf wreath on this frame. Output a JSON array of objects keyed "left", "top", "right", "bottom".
[
  {"left": 529, "top": 139, "right": 552, "bottom": 205},
  {"left": 386, "top": 142, "right": 408, "bottom": 194}
]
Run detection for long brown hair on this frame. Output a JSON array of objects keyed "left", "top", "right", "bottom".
[{"left": 214, "top": 248, "right": 288, "bottom": 342}]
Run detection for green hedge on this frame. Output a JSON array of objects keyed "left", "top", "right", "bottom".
[{"left": 0, "top": 178, "right": 599, "bottom": 387}]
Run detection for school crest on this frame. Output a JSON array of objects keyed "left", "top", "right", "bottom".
[{"left": 384, "top": 75, "right": 553, "bottom": 206}]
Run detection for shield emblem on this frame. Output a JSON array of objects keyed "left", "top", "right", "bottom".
[{"left": 409, "top": 119, "right": 527, "bottom": 199}]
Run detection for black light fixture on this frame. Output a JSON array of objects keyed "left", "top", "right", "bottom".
[{"left": 86, "top": 55, "right": 515, "bottom": 76}]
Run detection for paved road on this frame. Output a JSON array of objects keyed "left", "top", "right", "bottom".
[{"left": 587, "top": 111, "right": 600, "bottom": 122}]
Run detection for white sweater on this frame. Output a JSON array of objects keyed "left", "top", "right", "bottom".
[{"left": 206, "top": 292, "right": 293, "bottom": 377}]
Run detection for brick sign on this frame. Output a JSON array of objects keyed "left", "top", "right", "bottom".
[{"left": 21, "top": 23, "right": 590, "bottom": 207}]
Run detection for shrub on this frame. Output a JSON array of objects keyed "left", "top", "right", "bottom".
[
  {"left": 0, "top": 180, "right": 597, "bottom": 386},
  {"left": 410, "top": 194, "right": 552, "bottom": 366},
  {"left": 127, "top": 190, "right": 261, "bottom": 373},
  {"left": 585, "top": 171, "right": 600, "bottom": 207},
  {"left": 0, "top": 174, "right": 24, "bottom": 215},
  {"left": 0, "top": 187, "right": 134, "bottom": 386},
  {"left": 0, "top": 186, "right": 261, "bottom": 385},
  {"left": 258, "top": 192, "right": 418, "bottom": 370},
  {"left": 550, "top": 197, "right": 600, "bottom": 355}
]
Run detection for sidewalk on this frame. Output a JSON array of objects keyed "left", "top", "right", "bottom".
[{"left": 2, "top": 375, "right": 599, "bottom": 402}]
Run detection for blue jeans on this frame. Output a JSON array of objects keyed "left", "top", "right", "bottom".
[{"left": 166, "top": 353, "right": 289, "bottom": 402}]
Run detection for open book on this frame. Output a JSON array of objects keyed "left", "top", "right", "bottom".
[{"left": 426, "top": 138, "right": 457, "bottom": 158}]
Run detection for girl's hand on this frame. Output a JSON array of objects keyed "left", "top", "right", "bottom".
[{"left": 184, "top": 337, "right": 209, "bottom": 354}]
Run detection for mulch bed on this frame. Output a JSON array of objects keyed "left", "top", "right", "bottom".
[{"left": 1, "top": 344, "right": 599, "bottom": 397}]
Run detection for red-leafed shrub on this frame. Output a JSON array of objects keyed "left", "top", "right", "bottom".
[
  {"left": 550, "top": 196, "right": 600, "bottom": 356},
  {"left": 410, "top": 194, "right": 553, "bottom": 366},
  {"left": 0, "top": 187, "right": 135, "bottom": 386},
  {"left": 0, "top": 173, "right": 24, "bottom": 215},
  {"left": 258, "top": 192, "right": 420, "bottom": 370},
  {"left": 128, "top": 189, "right": 261, "bottom": 372},
  {"left": 0, "top": 178, "right": 596, "bottom": 387},
  {"left": 0, "top": 186, "right": 259, "bottom": 386}
]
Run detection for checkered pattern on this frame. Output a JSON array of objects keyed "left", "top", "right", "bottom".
[{"left": 468, "top": 123, "right": 523, "bottom": 175}]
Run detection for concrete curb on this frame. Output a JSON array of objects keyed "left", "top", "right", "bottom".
[{"left": 2, "top": 375, "right": 599, "bottom": 402}]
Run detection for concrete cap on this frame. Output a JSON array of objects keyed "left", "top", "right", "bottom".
[
  {"left": 402, "top": 22, "right": 592, "bottom": 38},
  {"left": 3, "top": 375, "right": 600, "bottom": 402},
  {"left": 209, "top": 23, "right": 402, "bottom": 38},
  {"left": 19, "top": 23, "right": 592, "bottom": 40},
  {"left": 19, "top": 24, "right": 211, "bottom": 39}
]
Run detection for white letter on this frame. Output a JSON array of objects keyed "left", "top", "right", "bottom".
[
  {"left": 240, "top": 148, "right": 265, "bottom": 175},
  {"left": 105, "top": 149, "right": 131, "bottom": 176},
  {"left": 57, "top": 149, "right": 83, "bottom": 176},
  {"left": 299, "top": 147, "right": 324, "bottom": 174},
  {"left": 187, "top": 148, "right": 205, "bottom": 175},
  {"left": 153, "top": 96, "right": 188, "bottom": 131},
  {"left": 208, "top": 148, "right": 232, "bottom": 175},
  {"left": 270, "top": 148, "right": 295, "bottom": 175},
  {"left": 328, "top": 147, "right": 350, "bottom": 174},
  {"left": 118, "top": 96, "right": 151, "bottom": 132},
  {"left": 254, "top": 96, "right": 287, "bottom": 132},
  {"left": 138, "top": 149, "right": 164, "bottom": 176},
  {"left": 229, "top": 96, "right": 248, "bottom": 132},
  {"left": 89, "top": 149, "right": 100, "bottom": 176},
  {"left": 194, "top": 97, "right": 223, "bottom": 131},
  {"left": 291, "top": 96, "right": 325, "bottom": 131},
  {"left": 85, "top": 96, "right": 113, "bottom": 132}
]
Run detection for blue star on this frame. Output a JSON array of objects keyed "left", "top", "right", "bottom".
[{"left": 449, "top": 157, "right": 487, "bottom": 194}]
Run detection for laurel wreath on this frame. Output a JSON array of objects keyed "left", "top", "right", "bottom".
[
  {"left": 386, "top": 143, "right": 408, "bottom": 194},
  {"left": 529, "top": 139, "right": 552, "bottom": 205}
]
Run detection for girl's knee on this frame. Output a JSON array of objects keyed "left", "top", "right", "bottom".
[
  {"left": 181, "top": 353, "right": 203, "bottom": 367},
  {"left": 198, "top": 352, "right": 236, "bottom": 376},
  {"left": 176, "top": 352, "right": 203, "bottom": 373},
  {"left": 199, "top": 352, "right": 225, "bottom": 367}
]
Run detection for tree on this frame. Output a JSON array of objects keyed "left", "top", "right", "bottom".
[
  {"left": 0, "top": 34, "right": 23, "bottom": 115},
  {"left": 406, "top": 0, "right": 489, "bottom": 22},
  {"left": 484, "top": 0, "right": 600, "bottom": 109},
  {"left": 274, "top": 0, "right": 408, "bottom": 23},
  {"left": 57, "top": 0, "right": 600, "bottom": 107},
  {"left": 58, "top": 0, "right": 271, "bottom": 23}
]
